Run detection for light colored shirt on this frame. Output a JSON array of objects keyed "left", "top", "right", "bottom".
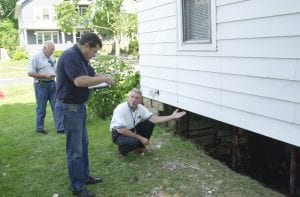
[
  {"left": 110, "top": 102, "right": 153, "bottom": 132},
  {"left": 28, "top": 50, "right": 56, "bottom": 83}
]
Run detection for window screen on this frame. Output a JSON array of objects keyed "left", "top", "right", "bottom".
[{"left": 182, "top": 0, "right": 211, "bottom": 43}]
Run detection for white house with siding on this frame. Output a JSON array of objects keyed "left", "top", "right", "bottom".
[
  {"left": 14, "top": 0, "right": 136, "bottom": 56},
  {"left": 14, "top": 0, "right": 95, "bottom": 55},
  {"left": 136, "top": 0, "right": 300, "bottom": 147}
]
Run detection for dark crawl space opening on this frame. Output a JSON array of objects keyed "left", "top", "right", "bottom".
[{"left": 160, "top": 105, "right": 300, "bottom": 197}]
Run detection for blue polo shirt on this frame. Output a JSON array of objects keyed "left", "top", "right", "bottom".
[{"left": 56, "top": 45, "right": 95, "bottom": 104}]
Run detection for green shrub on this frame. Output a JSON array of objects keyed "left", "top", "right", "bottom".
[
  {"left": 54, "top": 50, "right": 63, "bottom": 58},
  {"left": 88, "top": 55, "right": 140, "bottom": 119},
  {"left": 128, "top": 39, "right": 138, "bottom": 56},
  {"left": 120, "top": 47, "right": 128, "bottom": 55},
  {"left": 0, "top": 19, "right": 19, "bottom": 54},
  {"left": 11, "top": 48, "right": 28, "bottom": 60}
]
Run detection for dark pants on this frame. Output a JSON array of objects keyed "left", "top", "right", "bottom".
[{"left": 112, "top": 120, "right": 154, "bottom": 155}]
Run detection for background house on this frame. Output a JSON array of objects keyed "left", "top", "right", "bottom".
[
  {"left": 14, "top": 0, "right": 135, "bottom": 56},
  {"left": 136, "top": 0, "right": 300, "bottom": 148},
  {"left": 14, "top": 0, "right": 94, "bottom": 56}
]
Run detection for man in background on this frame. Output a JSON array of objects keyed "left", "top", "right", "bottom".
[{"left": 28, "top": 40, "right": 64, "bottom": 134}]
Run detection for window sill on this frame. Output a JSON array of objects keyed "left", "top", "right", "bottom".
[{"left": 177, "top": 43, "right": 217, "bottom": 52}]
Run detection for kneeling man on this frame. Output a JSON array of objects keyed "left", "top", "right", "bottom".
[{"left": 110, "top": 88, "right": 186, "bottom": 156}]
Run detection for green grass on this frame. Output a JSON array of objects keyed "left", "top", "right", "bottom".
[
  {"left": 0, "top": 59, "right": 29, "bottom": 78},
  {"left": 0, "top": 61, "right": 286, "bottom": 196}
]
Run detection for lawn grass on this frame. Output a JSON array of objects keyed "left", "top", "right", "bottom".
[
  {"left": 0, "top": 59, "right": 29, "bottom": 78},
  {"left": 0, "top": 61, "right": 286, "bottom": 196},
  {"left": 0, "top": 87, "right": 286, "bottom": 197}
]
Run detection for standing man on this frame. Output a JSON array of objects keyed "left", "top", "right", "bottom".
[
  {"left": 28, "top": 40, "right": 64, "bottom": 134},
  {"left": 55, "top": 33, "right": 115, "bottom": 197},
  {"left": 110, "top": 88, "right": 186, "bottom": 156}
]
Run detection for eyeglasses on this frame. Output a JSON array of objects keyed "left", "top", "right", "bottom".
[{"left": 48, "top": 60, "right": 54, "bottom": 67}]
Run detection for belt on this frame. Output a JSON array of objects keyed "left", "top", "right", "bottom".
[{"left": 38, "top": 80, "right": 54, "bottom": 83}]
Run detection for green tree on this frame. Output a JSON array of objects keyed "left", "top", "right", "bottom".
[
  {"left": 88, "top": 0, "right": 137, "bottom": 56},
  {"left": 0, "top": 0, "right": 17, "bottom": 21},
  {"left": 54, "top": 0, "right": 82, "bottom": 34},
  {"left": 54, "top": 0, "right": 138, "bottom": 56},
  {"left": 0, "top": 1, "right": 19, "bottom": 55},
  {"left": 0, "top": 19, "right": 18, "bottom": 53}
]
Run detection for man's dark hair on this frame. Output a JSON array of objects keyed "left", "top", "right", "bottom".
[{"left": 78, "top": 32, "right": 102, "bottom": 48}]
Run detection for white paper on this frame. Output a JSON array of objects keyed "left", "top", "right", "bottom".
[{"left": 88, "top": 82, "right": 109, "bottom": 89}]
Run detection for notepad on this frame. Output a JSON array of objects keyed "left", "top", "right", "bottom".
[{"left": 88, "top": 82, "right": 109, "bottom": 89}]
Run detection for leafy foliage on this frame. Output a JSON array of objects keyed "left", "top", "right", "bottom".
[
  {"left": 54, "top": 0, "right": 82, "bottom": 34},
  {"left": 11, "top": 47, "right": 28, "bottom": 60},
  {"left": 128, "top": 38, "right": 139, "bottom": 56},
  {"left": 126, "top": 13, "right": 138, "bottom": 39},
  {"left": 89, "top": 0, "right": 123, "bottom": 35},
  {"left": 88, "top": 55, "right": 139, "bottom": 119},
  {"left": 88, "top": 0, "right": 137, "bottom": 38},
  {"left": 54, "top": 50, "right": 63, "bottom": 58},
  {"left": 0, "top": 0, "right": 17, "bottom": 21},
  {"left": 0, "top": 19, "right": 18, "bottom": 53}
]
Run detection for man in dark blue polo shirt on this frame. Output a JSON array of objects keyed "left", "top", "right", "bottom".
[{"left": 55, "top": 33, "right": 115, "bottom": 197}]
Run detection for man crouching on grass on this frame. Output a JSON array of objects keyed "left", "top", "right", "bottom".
[{"left": 110, "top": 88, "right": 186, "bottom": 157}]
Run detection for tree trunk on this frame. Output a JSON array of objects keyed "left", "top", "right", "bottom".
[{"left": 114, "top": 36, "right": 120, "bottom": 57}]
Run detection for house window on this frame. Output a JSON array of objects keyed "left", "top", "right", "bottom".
[
  {"left": 42, "top": 8, "right": 50, "bottom": 20},
  {"left": 53, "top": 33, "right": 59, "bottom": 44},
  {"left": 177, "top": 0, "right": 216, "bottom": 51},
  {"left": 182, "top": 0, "right": 210, "bottom": 43},
  {"left": 44, "top": 32, "right": 51, "bottom": 41},
  {"left": 37, "top": 32, "right": 43, "bottom": 44},
  {"left": 76, "top": 31, "right": 90, "bottom": 42},
  {"left": 79, "top": 6, "right": 88, "bottom": 16},
  {"left": 36, "top": 31, "right": 59, "bottom": 44}
]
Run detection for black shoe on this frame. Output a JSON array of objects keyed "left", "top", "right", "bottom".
[
  {"left": 57, "top": 130, "right": 64, "bottom": 134},
  {"left": 86, "top": 176, "right": 103, "bottom": 184},
  {"left": 36, "top": 130, "right": 47, "bottom": 134},
  {"left": 73, "top": 188, "right": 95, "bottom": 197}
]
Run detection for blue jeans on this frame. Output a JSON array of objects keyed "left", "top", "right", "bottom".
[
  {"left": 55, "top": 100, "right": 90, "bottom": 192},
  {"left": 34, "top": 81, "right": 63, "bottom": 131}
]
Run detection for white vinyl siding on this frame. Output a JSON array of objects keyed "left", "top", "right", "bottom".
[{"left": 137, "top": 0, "right": 300, "bottom": 146}]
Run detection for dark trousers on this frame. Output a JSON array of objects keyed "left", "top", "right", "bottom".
[{"left": 112, "top": 120, "right": 154, "bottom": 155}]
